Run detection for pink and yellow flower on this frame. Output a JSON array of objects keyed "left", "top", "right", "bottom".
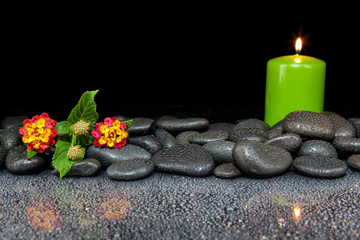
[
  {"left": 19, "top": 113, "right": 57, "bottom": 153},
  {"left": 91, "top": 117, "right": 128, "bottom": 148}
]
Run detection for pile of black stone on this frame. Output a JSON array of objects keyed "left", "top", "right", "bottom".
[{"left": 0, "top": 111, "right": 359, "bottom": 180}]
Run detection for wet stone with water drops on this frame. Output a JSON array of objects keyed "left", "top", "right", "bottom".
[
  {"left": 5, "top": 145, "right": 47, "bottom": 174},
  {"left": 292, "top": 156, "right": 347, "bottom": 178},
  {"left": 232, "top": 140, "right": 292, "bottom": 178},
  {"left": 106, "top": 158, "right": 155, "bottom": 181},
  {"left": 347, "top": 154, "right": 360, "bottom": 171},
  {"left": 152, "top": 144, "right": 215, "bottom": 177},
  {"left": 282, "top": 111, "right": 335, "bottom": 141}
]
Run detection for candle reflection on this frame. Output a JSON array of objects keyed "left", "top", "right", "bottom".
[{"left": 293, "top": 206, "right": 301, "bottom": 219}]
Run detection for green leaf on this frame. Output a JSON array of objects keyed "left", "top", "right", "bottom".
[
  {"left": 124, "top": 119, "right": 133, "bottom": 129},
  {"left": 55, "top": 121, "right": 71, "bottom": 135},
  {"left": 79, "top": 132, "right": 95, "bottom": 146},
  {"left": 67, "top": 90, "right": 99, "bottom": 124},
  {"left": 27, "top": 148, "right": 37, "bottom": 159},
  {"left": 52, "top": 136, "right": 84, "bottom": 178}
]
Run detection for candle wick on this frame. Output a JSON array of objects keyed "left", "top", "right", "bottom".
[{"left": 294, "top": 55, "right": 301, "bottom": 63}]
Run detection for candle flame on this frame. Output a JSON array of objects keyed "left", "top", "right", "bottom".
[
  {"left": 295, "top": 37, "right": 302, "bottom": 54},
  {"left": 293, "top": 206, "right": 301, "bottom": 218}
]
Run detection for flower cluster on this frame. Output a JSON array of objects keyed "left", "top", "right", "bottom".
[
  {"left": 19, "top": 113, "right": 57, "bottom": 153},
  {"left": 67, "top": 146, "right": 82, "bottom": 160},
  {"left": 91, "top": 117, "right": 128, "bottom": 148},
  {"left": 73, "top": 120, "right": 90, "bottom": 135}
]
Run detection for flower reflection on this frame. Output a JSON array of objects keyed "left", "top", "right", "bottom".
[
  {"left": 26, "top": 198, "right": 61, "bottom": 231},
  {"left": 97, "top": 196, "right": 131, "bottom": 222}
]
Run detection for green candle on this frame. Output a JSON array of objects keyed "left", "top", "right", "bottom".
[{"left": 264, "top": 38, "right": 326, "bottom": 126}]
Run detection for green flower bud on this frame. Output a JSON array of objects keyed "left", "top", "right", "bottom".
[
  {"left": 67, "top": 146, "right": 82, "bottom": 160},
  {"left": 73, "top": 120, "right": 90, "bottom": 135}
]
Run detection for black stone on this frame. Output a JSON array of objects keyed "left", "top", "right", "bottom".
[
  {"left": 189, "top": 130, "right": 228, "bottom": 145},
  {"left": 152, "top": 144, "right": 215, "bottom": 177},
  {"left": 0, "top": 116, "right": 28, "bottom": 129},
  {"left": 232, "top": 140, "right": 292, "bottom": 178},
  {"left": 128, "top": 118, "right": 154, "bottom": 136},
  {"left": 0, "top": 128, "right": 22, "bottom": 151},
  {"left": 348, "top": 118, "right": 360, "bottom": 129},
  {"left": 347, "top": 119, "right": 360, "bottom": 138},
  {"left": 283, "top": 111, "right": 335, "bottom": 141},
  {"left": 298, "top": 140, "right": 338, "bottom": 158},
  {"left": 234, "top": 118, "right": 270, "bottom": 131},
  {"left": 0, "top": 146, "right": 7, "bottom": 167},
  {"left": 206, "top": 122, "right": 235, "bottom": 135},
  {"left": 347, "top": 154, "right": 360, "bottom": 171},
  {"left": 332, "top": 137, "right": 360, "bottom": 155},
  {"left": 68, "top": 158, "right": 101, "bottom": 177},
  {"left": 155, "top": 117, "right": 209, "bottom": 132},
  {"left": 175, "top": 131, "right": 199, "bottom": 145},
  {"left": 203, "top": 140, "right": 235, "bottom": 165},
  {"left": 266, "top": 129, "right": 283, "bottom": 139},
  {"left": 213, "top": 163, "right": 241, "bottom": 179},
  {"left": 53, "top": 158, "right": 101, "bottom": 177},
  {"left": 106, "top": 158, "right": 154, "bottom": 180},
  {"left": 5, "top": 145, "right": 47, "bottom": 174},
  {"left": 155, "top": 129, "right": 176, "bottom": 149},
  {"left": 270, "top": 120, "right": 283, "bottom": 130},
  {"left": 128, "top": 135, "right": 162, "bottom": 155},
  {"left": 229, "top": 128, "right": 267, "bottom": 142},
  {"left": 115, "top": 115, "right": 130, "bottom": 121},
  {"left": 86, "top": 144, "right": 151, "bottom": 167},
  {"left": 292, "top": 156, "right": 347, "bottom": 178},
  {"left": 323, "top": 112, "right": 356, "bottom": 137},
  {"left": 264, "top": 133, "right": 302, "bottom": 152}
]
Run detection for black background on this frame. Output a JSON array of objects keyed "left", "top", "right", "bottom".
[{"left": 2, "top": 7, "right": 359, "bottom": 123}]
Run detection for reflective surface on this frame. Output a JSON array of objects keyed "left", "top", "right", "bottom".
[{"left": 0, "top": 169, "right": 359, "bottom": 239}]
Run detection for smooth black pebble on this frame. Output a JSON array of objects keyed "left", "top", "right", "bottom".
[
  {"left": 152, "top": 144, "right": 214, "bottom": 177},
  {"left": 232, "top": 140, "right": 292, "bottom": 178},
  {"left": 347, "top": 154, "right": 360, "bottom": 171},
  {"left": 106, "top": 158, "right": 154, "bottom": 180},
  {"left": 298, "top": 140, "right": 338, "bottom": 158},
  {"left": 5, "top": 145, "right": 47, "bottom": 174},
  {"left": 283, "top": 111, "right": 335, "bottom": 141},
  {"left": 292, "top": 156, "right": 347, "bottom": 178},
  {"left": 213, "top": 163, "right": 241, "bottom": 179}
]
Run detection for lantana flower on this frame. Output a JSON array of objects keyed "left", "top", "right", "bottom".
[
  {"left": 67, "top": 146, "right": 83, "bottom": 160},
  {"left": 73, "top": 120, "right": 90, "bottom": 135},
  {"left": 19, "top": 113, "right": 57, "bottom": 153},
  {"left": 91, "top": 117, "right": 128, "bottom": 148}
]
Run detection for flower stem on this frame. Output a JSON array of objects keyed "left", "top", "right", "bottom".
[{"left": 71, "top": 134, "right": 77, "bottom": 148}]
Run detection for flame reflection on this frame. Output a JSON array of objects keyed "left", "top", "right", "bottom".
[{"left": 293, "top": 205, "right": 301, "bottom": 218}]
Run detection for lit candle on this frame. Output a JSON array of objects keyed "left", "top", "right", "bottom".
[{"left": 264, "top": 37, "right": 326, "bottom": 126}]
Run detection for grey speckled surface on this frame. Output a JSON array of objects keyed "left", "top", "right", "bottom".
[{"left": 0, "top": 169, "right": 359, "bottom": 239}]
